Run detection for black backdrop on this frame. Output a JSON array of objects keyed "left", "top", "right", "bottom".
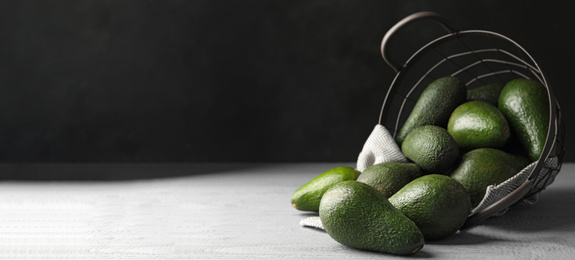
[{"left": 0, "top": 0, "right": 572, "bottom": 163}]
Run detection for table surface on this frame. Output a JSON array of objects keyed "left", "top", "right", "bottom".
[{"left": 0, "top": 162, "right": 574, "bottom": 259}]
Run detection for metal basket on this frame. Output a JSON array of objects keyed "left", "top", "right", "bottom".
[{"left": 378, "top": 12, "right": 565, "bottom": 228}]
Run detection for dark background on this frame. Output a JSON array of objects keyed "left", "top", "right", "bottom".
[{"left": 0, "top": 0, "right": 572, "bottom": 164}]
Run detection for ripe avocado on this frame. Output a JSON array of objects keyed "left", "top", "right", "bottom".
[
  {"left": 447, "top": 100, "right": 511, "bottom": 150},
  {"left": 357, "top": 162, "right": 423, "bottom": 198},
  {"left": 319, "top": 181, "right": 424, "bottom": 255},
  {"left": 291, "top": 167, "right": 360, "bottom": 212},
  {"left": 396, "top": 76, "right": 467, "bottom": 144},
  {"left": 498, "top": 78, "right": 550, "bottom": 161},
  {"left": 467, "top": 82, "right": 504, "bottom": 106},
  {"left": 401, "top": 125, "right": 459, "bottom": 174},
  {"left": 450, "top": 148, "right": 530, "bottom": 207},
  {"left": 389, "top": 174, "right": 471, "bottom": 241}
]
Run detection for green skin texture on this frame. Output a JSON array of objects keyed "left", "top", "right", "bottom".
[
  {"left": 396, "top": 76, "right": 467, "bottom": 145},
  {"left": 498, "top": 78, "right": 550, "bottom": 162},
  {"left": 448, "top": 100, "right": 511, "bottom": 150},
  {"left": 467, "top": 82, "right": 504, "bottom": 106},
  {"left": 401, "top": 125, "right": 459, "bottom": 174},
  {"left": 389, "top": 174, "right": 471, "bottom": 241},
  {"left": 291, "top": 167, "right": 360, "bottom": 212},
  {"left": 357, "top": 162, "right": 422, "bottom": 198},
  {"left": 450, "top": 148, "right": 530, "bottom": 207},
  {"left": 319, "top": 181, "right": 424, "bottom": 255}
]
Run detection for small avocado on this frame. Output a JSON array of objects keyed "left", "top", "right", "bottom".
[
  {"left": 291, "top": 166, "right": 360, "bottom": 212},
  {"left": 401, "top": 125, "right": 459, "bottom": 174},
  {"left": 498, "top": 78, "right": 550, "bottom": 161},
  {"left": 447, "top": 100, "right": 511, "bottom": 150},
  {"left": 320, "top": 181, "right": 424, "bottom": 255},
  {"left": 450, "top": 148, "right": 530, "bottom": 207},
  {"left": 357, "top": 162, "right": 423, "bottom": 198},
  {"left": 389, "top": 174, "right": 471, "bottom": 241},
  {"left": 467, "top": 82, "right": 504, "bottom": 106},
  {"left": 396, "top": 76, "right": 467, "bottom": 145}
]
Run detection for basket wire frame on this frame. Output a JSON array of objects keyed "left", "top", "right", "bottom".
[{"left": 377, "top": 12, "right": 565, "bottom": 228}]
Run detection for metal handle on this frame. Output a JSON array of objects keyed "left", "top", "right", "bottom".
[{"left": 381, "top": 11, "right": 458, "bottom": 72}]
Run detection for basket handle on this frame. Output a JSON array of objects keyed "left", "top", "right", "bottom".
[{"left": 381, "top": 11, "right": 458, "bottom": 72}]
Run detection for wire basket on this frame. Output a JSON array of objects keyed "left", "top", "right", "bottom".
[{"left": 378, "top": 12, "right": 565, "bottom": 228}]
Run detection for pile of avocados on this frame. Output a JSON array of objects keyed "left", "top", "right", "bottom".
[{"left": 291, "top": 76, "right": 550, "bottom": 255}]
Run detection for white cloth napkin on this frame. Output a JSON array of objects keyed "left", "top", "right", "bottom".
[
  {"left": 300, "top": 124, "right": 560, "bottom": 230},
  {"left": 356, "top": 124, "right": 408, "bottom": 172}
]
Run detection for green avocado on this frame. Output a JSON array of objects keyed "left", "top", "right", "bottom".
[
  {"left": 498, "top": 78, "right": 550, "bottom": 161},
  {"left": 319, "top": 181, "right": 424, "bottom": 255},
  {"left": 357, "top": 162, "right": 423, "bottom": 198},
  {"left": 401, "top": 125, "right": 459, "bottom": 174},
  {"left": 450, "top": 148, "right": 530, "bottom": 207},
  {"left": 447, "top": 100, "right": 511, "bottom": 150},
  {"left": 396, "top": 76, "right": 467, "bottom": 145},
  {"left": 291, "top": 166, "right": 360, "bottom": 212},
  {"left": 389, "top": 174, "right": 471, "bottom": 241},
  {"left": 467, "top": 82, "right": 504, "bottom": 106}
]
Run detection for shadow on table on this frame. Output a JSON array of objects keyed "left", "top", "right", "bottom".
[
  {"left": 474, "top": 186, "right": 575, "bottom": 232},
  {"left": 428, "top": 185, "right": 575, "bottom": 246},
  {"left": 0, "top": 163, "right": 262, "bottom": 181},
  {"left": 426, "top": 230, "right": 507, "bottom": 246},
  {"left": 431, "top": 184, "right": 575, "bottom": 247}
]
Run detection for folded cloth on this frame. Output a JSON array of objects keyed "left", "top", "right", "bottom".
[
  {"left": 299, "top": 216, "right": 323, "bottom": 230},
  {"left": 472, "top": 156, "right": 560, "bottom": 216},
  {"left": 356, "top": 124, "right": 408, "bottom": 172}
]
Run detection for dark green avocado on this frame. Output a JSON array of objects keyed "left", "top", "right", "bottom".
[
  {"left": 396, "top": 76, "right": 467, "bottom": 145},
  {"left": 389, "top": 174, "right": 471, "bottom": 241},
  {"left": 357, "top": 162, "right": 423, "bottom": 198},
  {"left": 498, "top": 78, "right": 550, "bottom": 162},
  {"left": 450, "top": 148, "right": 530, "bottom": 207},
  {"left": 467, "top": 82, "right": 504, "bottom": 106},
  {"left": 319, "top": 181, "right": 424, "bottom": 255},
  {"left": 401, "top": 125, "right": 459, "bottom": 174},
  {"left": 291, "top": 167, "right": 360, "bottom": 212},
  {"left": 448, "top": 100, "right": 511, "bottom": 150}
]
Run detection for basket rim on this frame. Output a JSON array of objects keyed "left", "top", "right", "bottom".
[{"left": 379, "top": 29, "right": 561, "bottom": 169}]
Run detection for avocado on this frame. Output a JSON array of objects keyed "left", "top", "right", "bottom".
[
  {"left": 467, "top": 82, "right": 504, "bottom": 106},
  {"left": 450, "top": 148, "right": 530, "bottom": 207},
  {"left": 401, "top": 125, "right": 459, "bottom": 174},
  {"left": 291, "top": 166, "right": 360, "bottom": 212},
  {"left": 447, "top": 100, "right": 510, "bottom": 150},
  {"left": 389, "top": 174, "right": 471, "bottom": 241},
  {"left": 396, "top": 76, "right": 467, "bottom": 144},
  {"left": 498, "top": 78, "right": 550, "bottom": 161},
  {"left": 357, "top": 162, "right": 423, "bottom": 198},
  {"left": 319, "top": 181, "right": 424, "bottom": 255}
]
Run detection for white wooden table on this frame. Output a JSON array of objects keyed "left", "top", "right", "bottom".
[{"left": 0, "top": 163, "right": 574, "bottom": 259}]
